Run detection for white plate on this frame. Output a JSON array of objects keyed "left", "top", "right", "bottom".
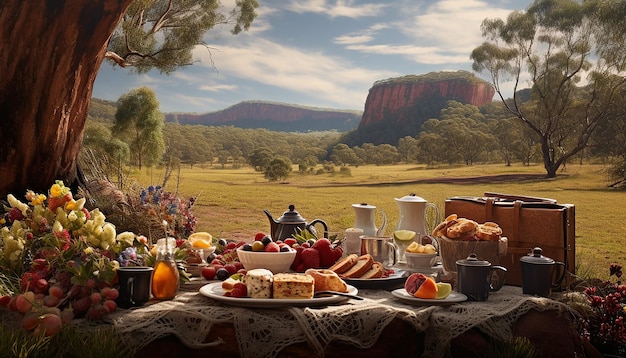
[
  {"left": 391, "top": 288, "right": 467, "bottom": 305},
  {"left": 199, "top": 282, "right": 359, "bottom": 308}
]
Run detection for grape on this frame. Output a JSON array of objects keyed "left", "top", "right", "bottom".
[
  {"left": 216, "top": 268, "right": 230, "bottom": 281},
  {"left": 21, "top": 313, "right": 39, "bottom": 331},
  {"left": 90, "top": 292, "right": 102, "bottom": 304},
  {"left": 48, "top": 285, "right": 64, "bottom": 299},
  {"left": 15, "top": 292, "right": 35, "bottom": 313},
  {"left": 103, "top": 300, "right": 117, "bottom": 313},
  {"left": 72, "top": 296, "right": 91, "bottom": 315},
  {"left": 102, "top": 287, "right": 119, "bottom": 301},
  {"left": 60, "top": 308, "right": 74, "bottom": 323},
  {"left": 36, "top": 314, "right": 62, "bottom": 336},
  {"left": 43, "top": 295, "right": 60, "bottom": 307}
]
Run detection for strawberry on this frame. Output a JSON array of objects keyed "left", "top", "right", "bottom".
[
  {"left": 312, "top": 238, "right": 335, "bottom": 267},
  {"left": 230, "top": 283, "right": 247, "bottom": 298},
  {"left": 264, "top": 242, "right": 280, "bottom": 252},
  {"left": 290, "top": 246, "right": 304, "bottom": 271},
  {"left": 284, "top": 238, "right": 297, "bottom": 247},
  {"left": 301, "top": 248, "right": 320, "bottom": 268},
  {"left": 254, "top": 232, "right": 266, "bottom": 241},
  {"left": 7, "top": 207, "right": 24, "bottom": 222},
  {"left": 332, "top": 245, "right": 343, "bottom": 261}
]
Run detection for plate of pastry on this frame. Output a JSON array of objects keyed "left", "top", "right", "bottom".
[{"left": 199, "top": 282, "right": 359, "bottom": 308}]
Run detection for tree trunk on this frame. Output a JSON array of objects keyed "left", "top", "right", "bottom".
[{"left": 0, "top": 0, "right": 133, "bottom": 198}]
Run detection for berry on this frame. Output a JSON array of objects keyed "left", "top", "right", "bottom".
[
  {"left": 261, "top": 236, "right": 272, "bottom": 246},
  {"left": 242, "top": 243, "right": 253, "bottom": 251},
  {"left": 332, "top": 246, "right": 343, "bottom": 261},
  {"left": 301, "top": 248, "right": 320, "bottom": 268},
  {"left": 225, "top": 242, "right": 237, "bottom": 250},
  {"left": 264, "top": 242, "right": 280, "bottom": 252},
  {"left": 290, "top": 246, "right": 304, "bottom": 271},
  {"left": 312, "top": 238, "right": 335, "bottom": 267},
  {"left": 254, "top": 232, "right": 266, "bottom": 241},
  {"left": 224, "top": 263, "right": 238, "bottom": 275},
  {"left": 230, "top": 283, "right": 247, "bottom": 298},
  {"left": 251, "top": 241, "right": 265, "bottom": 252},
  {"left": 216, "top": 268, "right": 230, "bottom": 281},
  {"left": 7, "top": 207, "right": 25, "bottom": 222},
  {"left": 284, "top": 238, "right": 297, "bottom": 247},
  {"left": 279, "top": 245, "right": 291, "bottom": 252},
  {"left": 202, "top": 266, "right": 217, "bottom": 280}
]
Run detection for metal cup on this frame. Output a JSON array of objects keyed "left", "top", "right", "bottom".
[
  {"left": 360, "top": 236, "right": 398, "bottom": 267},
  {"left": 116, "top": 266, "right": 154, "bottom": 308}
]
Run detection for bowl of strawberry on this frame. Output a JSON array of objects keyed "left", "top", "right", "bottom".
[{"left": 236, "top": 234, "right": 297, "bottom": 273}]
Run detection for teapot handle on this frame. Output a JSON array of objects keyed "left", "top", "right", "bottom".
[
  {"left": 552, "top": 261, "right": 567, "bottom": 288},
  {"left": 307, "top": 219, "right": 328, "bottom": 239}
]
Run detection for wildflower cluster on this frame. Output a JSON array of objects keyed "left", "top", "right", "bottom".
[
  {"left": 582, "top": 263, "right": 626, "bottom": 355},
  {"left": 0, "top": 181, "right": 150, "bottom": 335},
  {"left": 140, "top": 185, "right": 197, "bottom": 240}
]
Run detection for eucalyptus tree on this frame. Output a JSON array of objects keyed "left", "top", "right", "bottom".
[
  {"left": 112, "top": 87, "right": 166, "bottom": 170},
  {"left": 0, "top": 0, "right": 258, "bottom": 197},
  {"left": 471, "top": 0, "right": 626, "bottom": 178}
]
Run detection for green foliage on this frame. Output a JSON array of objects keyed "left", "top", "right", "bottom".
[
  {"left": 106, "top": 0, "right": 259, "bottom": 73},
  {"left": 264, "top": 156, "right": 292, "bottom": 181},
  {"left": 471, "top": 0, "right": 626, "bottom": 177},
  {"left": 113, "top": 87, "right": 166, "bottom": 169},
  {"left": 248, "top": 147, "right": 274, "bottom": 172},
  {"left": 0, "top": 324, "right": 133, "bottom": 358}
]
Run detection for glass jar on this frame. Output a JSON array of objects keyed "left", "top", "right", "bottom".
[{"left": 151, "top": 237, "right": 180, "bottom": 300}]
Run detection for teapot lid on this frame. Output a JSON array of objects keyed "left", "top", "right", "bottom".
[
  {"left": 277, "top": 204, "right": 306, "bottom": 223},
  {"left": 456, "top": 253, "right": 491, "bottom": 267},
  {"left": 352, "top": 202, "right": 376, "bottom": 209},
  {"left": 519, "top": 247, "right": 555, "bottom": 265},
  {"left": 395, "top": 193, "right": 427, "bottom": 202}
]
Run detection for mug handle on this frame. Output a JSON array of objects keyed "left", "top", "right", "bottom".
[
  {"left": 552, "top": 262, "right": 567, "bottom": 288},
  {"left": 128, "top": 277, "right": 136, "bottom": 305},
  {"left": 489, "top": 266, "right": 507, "bottom": 291},
  {"left": 385, "top": 241, "right": 398, "bottom": 266}
]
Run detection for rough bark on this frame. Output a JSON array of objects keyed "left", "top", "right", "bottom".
[{"left": 0, "top": 0, "right": 133, "bottom": 198}]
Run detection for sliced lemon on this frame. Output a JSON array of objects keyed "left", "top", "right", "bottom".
[
  {"left": 435, "top": 282, "right": 452, "bottom": 299},
  {"left": 394, "top": 230, "right": 417, "bottom": 242},
  {"left": 189, "top": 232, "right": 213, "bottom": 248}
]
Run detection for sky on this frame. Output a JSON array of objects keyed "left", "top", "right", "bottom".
[{"left": 92, "top": 0, "right": 533, "bottom": 114}]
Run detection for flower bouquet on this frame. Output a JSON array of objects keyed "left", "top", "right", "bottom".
[{"left": 0, "top": 181, "right": 192, "bottom": 336}]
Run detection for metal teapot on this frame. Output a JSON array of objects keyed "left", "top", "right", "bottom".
[{"left": 264, "top": 204, "right": 328, "bottom": 242}]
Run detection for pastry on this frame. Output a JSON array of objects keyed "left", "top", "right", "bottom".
[
  {"left": 445, "top": 218, "right": 479, "bottom": 239},
  {"left": 475, "top": 222, "right": 503, "bottom": 241},
  {"left": 272, "top": 273, "right": 315, "bottom": 299},
  {"left": 305, "top": 269, "right": 348, "bottom": 292}
]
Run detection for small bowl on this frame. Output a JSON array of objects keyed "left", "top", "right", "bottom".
[
  {"left": 405, "top": 252, "right": 437, "bottom": 269},
  {"left": 236, "top": 247, "right": 296, "bottom": 273}
]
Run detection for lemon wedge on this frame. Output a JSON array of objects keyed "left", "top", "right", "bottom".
[
  {"left": 188, "top": 232, "right": 213, "bottom": 249},
  {"left": 435, "top": 282, "right": 452, "bottom": 299},
  {"left": 394, "top": 230, "right": 417, "bottom": 242}
]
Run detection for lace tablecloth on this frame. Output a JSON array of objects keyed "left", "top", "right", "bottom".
[{"left": 1, "top": 280, "right": 575, "bottom": 358}]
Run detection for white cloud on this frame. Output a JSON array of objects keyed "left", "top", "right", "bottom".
[{"left": 286, "top": 0, "right": 388, "bottom": 18}]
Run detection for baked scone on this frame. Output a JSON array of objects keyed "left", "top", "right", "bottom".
[
  {"left": 305, "top": 269, "right": 348, "bottom": 292},
  {"left": 475, "top": 222, "right": 503, "bottom": 241},
  {"left": 445, "top": 218, "right": 479, "bottom": 240},
  {"left": 328, "top": 254, "right": 359, "bottom": 274},
  {"left": 272, "top": 273, "right": 315, "bottom": 299},
  {"left": 432, "top": 214, "right": 458, "bottom": 237},
  {"left": 244, "top": 269, "right": 273, "bottom": 298}
]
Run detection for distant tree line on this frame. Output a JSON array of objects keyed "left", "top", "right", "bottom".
[{"left": 82, "top": 92, "right": 626, "bottom": 185}]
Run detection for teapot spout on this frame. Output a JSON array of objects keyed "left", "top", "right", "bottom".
[{"left": 264, "top": 210, "right": 278, "bottom": 237}]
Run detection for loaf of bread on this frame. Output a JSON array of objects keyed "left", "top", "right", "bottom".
[
  {"left": 338, "top": 254, "right": 374, "bottom": 278},
  {"left": 272, "top": 273, "right": 315, "bottom": 299},
  {"left": 305, "top": 269, "right": 348, "bottom": 292},
  {"left": 359, "top": 262, "right": 384, "bottom": 279}
]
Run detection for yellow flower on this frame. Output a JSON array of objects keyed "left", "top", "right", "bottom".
[
  {"left": 31, "top": 194, "right": 46, "bottom": 206},
  {"left": 84, "top": 247, "right": 94, "bottom": 255},
  {"left": 50, "top": 183, "right": 63, "bottom": 198}
]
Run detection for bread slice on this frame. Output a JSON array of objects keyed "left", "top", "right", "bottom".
[
  {"left": 358, "top": 262, "right": 384, "bottom": 279},
  {"left": 340, "top": 254, "right": 374, "bottom": 278},
  {"left": 329, "top": 253, "right": 359, "bottom": 274}
]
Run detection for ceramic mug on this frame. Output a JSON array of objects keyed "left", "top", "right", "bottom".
[
  {"left": 360, "top": 236, "right": 398, "bottom": 267},
  {"left": 116, "top": 266, "right": 154, "bottom": 308},
  {"left": 456, "top": 254, "right": 507, "bottom": 301}
]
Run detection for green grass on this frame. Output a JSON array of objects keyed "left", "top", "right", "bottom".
[{"left": 130, "top": 162, "right": 626, "bottom": 279}]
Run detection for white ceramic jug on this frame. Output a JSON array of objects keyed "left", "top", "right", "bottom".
[
  {"left": 352, "top": 203, "right": 386, "bottom": 237},
  {"left": 394, "top": 193, "right": 440, "bottom": 244}
]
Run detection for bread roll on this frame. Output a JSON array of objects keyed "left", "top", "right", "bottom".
[
  {"left": 475, "top": 222, "right": 502, "bottom": 241},
  {"left": 445, "top": 218, "right": 478, "bottom": 239},
  {"left": 305, "top": 269, "right": 348, "bottom": 293}
]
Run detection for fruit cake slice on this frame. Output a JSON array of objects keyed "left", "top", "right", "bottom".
[{"left": 272, "top": 273, "right": 315, "bottom": 299}]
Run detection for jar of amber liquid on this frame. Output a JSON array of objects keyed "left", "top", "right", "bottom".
[{"left": 151, "top": 237, "right": 180, "bottom": 300}]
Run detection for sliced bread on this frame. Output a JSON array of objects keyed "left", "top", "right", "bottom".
[
  {"left": 340, "top": 254, "right": 374, "bottom": 278},
  {"left": 358, "top": 262, "right": 384, "bottom": 279},
  {"left": 328, "top": 253, "right": 359, "bottom": 274}
]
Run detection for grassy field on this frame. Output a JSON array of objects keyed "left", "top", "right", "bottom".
[{"left": 130, "top": 162, "right": 626, "bottom": 279}]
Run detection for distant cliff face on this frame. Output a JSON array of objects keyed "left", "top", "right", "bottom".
[
  {"left": 165, "top": 101, "right": 362, "bottom": 132},
  {"left": 359, "top": 71, "right": 495, "bottom": 128}
]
